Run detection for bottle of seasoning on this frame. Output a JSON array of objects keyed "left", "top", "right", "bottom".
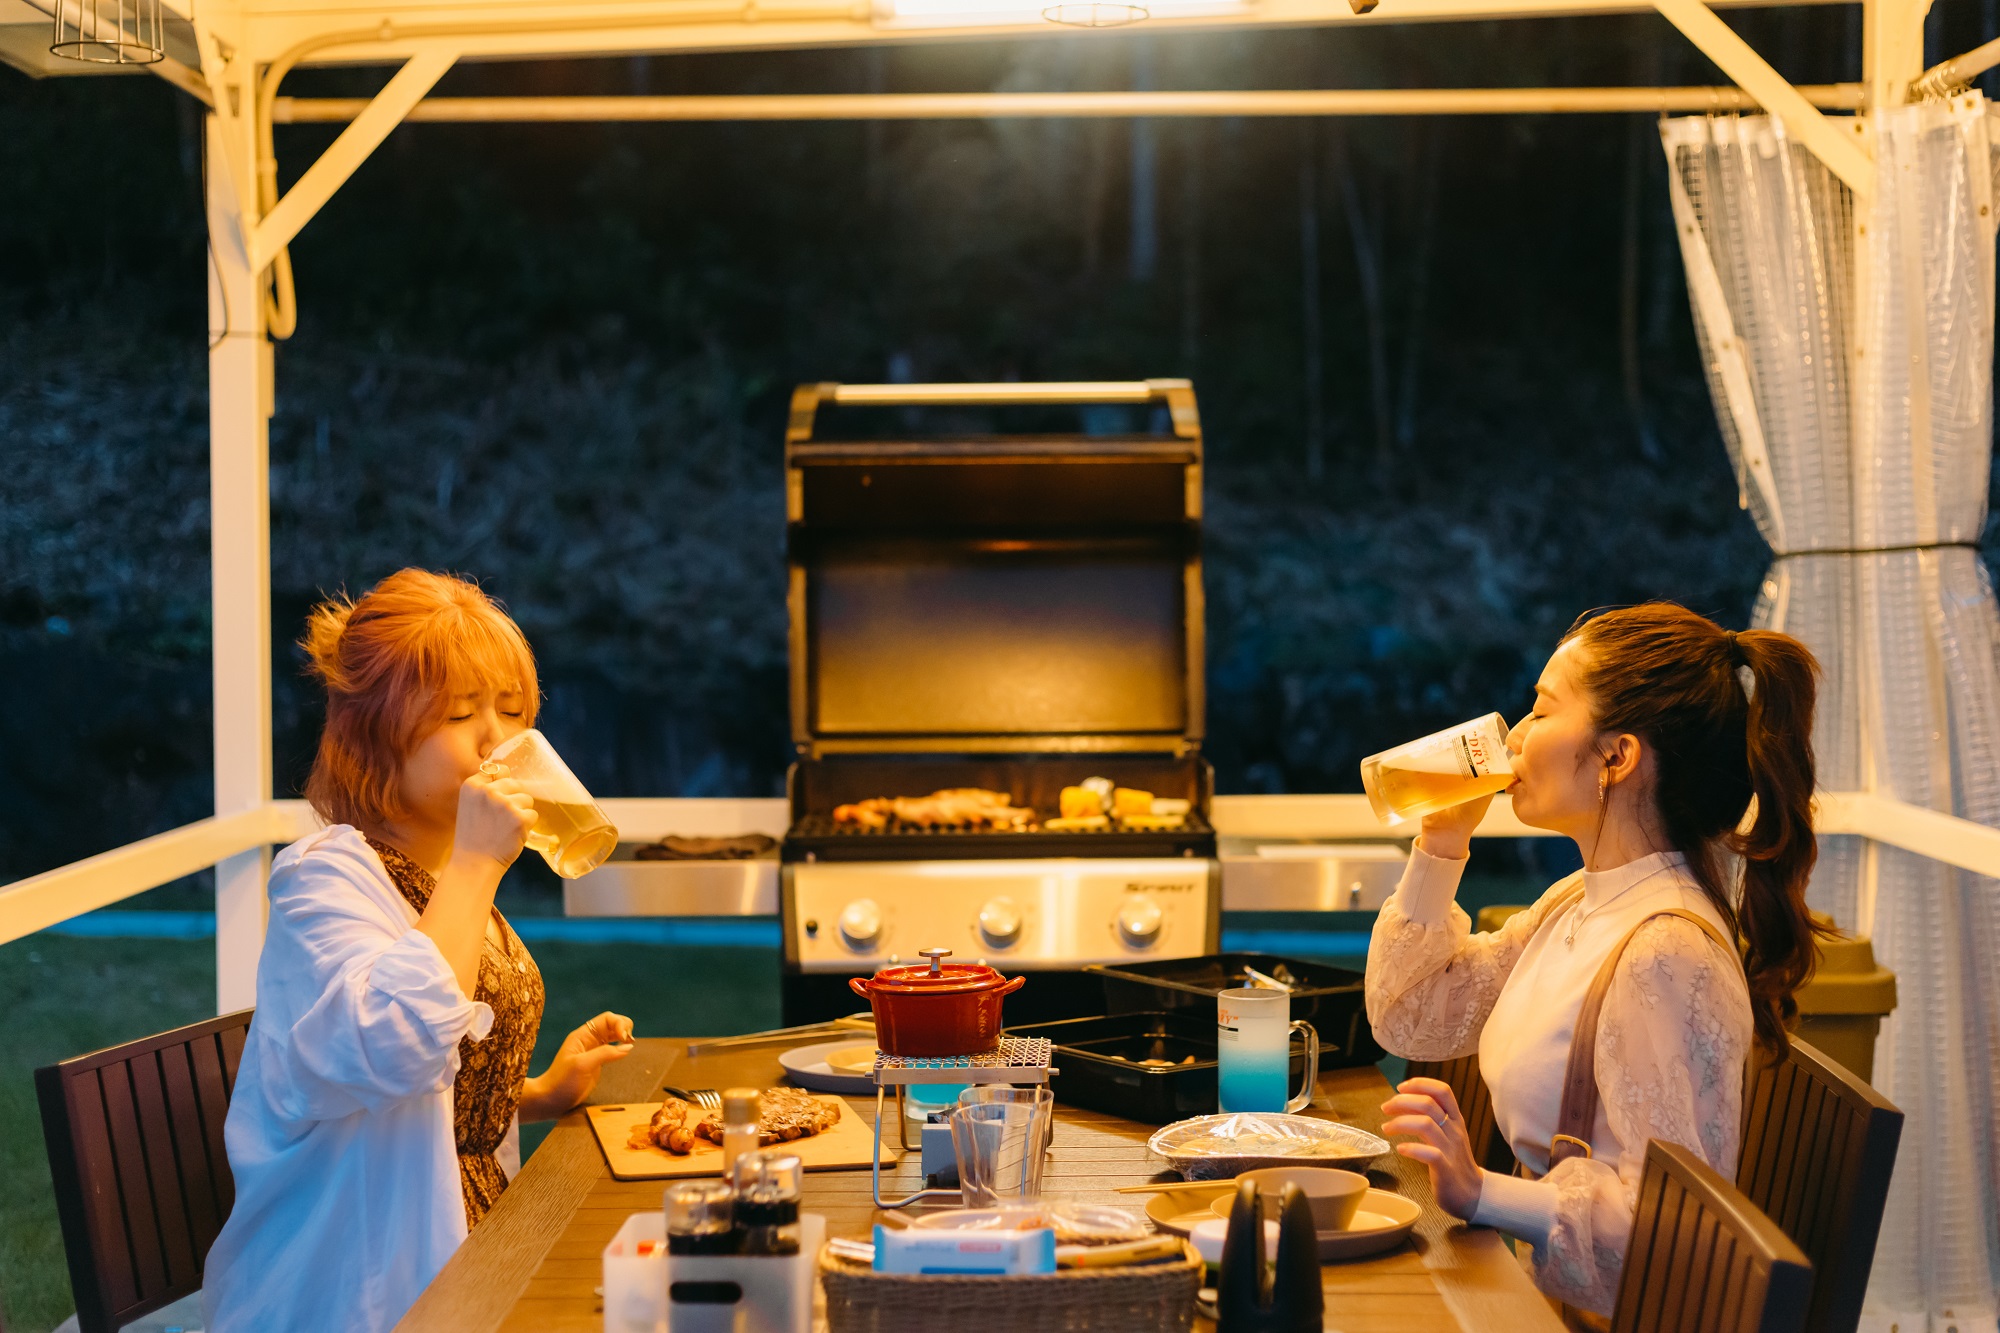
[
  {"left": 664, "top": 1180, "right": 736, "bottom": 1255},
  {"left": 721, "top": 1087, "right": 762, "bottom": 1176},
  {"left": 729, "top": 1149, "right": 804, "bottom": 1256}
]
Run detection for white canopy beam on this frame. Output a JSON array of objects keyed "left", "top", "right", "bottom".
[
  {"left": 270, "top": 83, "right": 1865, "bottom": 123},
  {"left": 1652, "top": 0, "right": 1875, "bottom": 197},
  {"left": 250, "top": 47, "right": 459, "bottom": 273},
  {"left": 205, "top": 0, "right": 1849, "bottom": 71}
]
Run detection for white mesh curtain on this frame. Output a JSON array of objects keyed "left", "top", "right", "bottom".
[{"left": 1665, "top": 102, "right": 2000, "bottom": 1330}]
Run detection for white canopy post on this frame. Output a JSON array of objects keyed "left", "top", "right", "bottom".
[{"left": 207, "top": 109, "right": 273, "bottom": 1014}]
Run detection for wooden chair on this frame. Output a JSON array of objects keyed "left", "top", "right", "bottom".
[
  {"left": 1612, "top": 1140, "right": 1813, "bottom": 1333},
  {"left": 35, "top": 1011, "right": 251, "bottom": 1333},
  {"left": 1404, "top": 1052, "right": 1518, "bottom": 1175},
  {"left": 1736, "top": 1036, "right": 1902, "bottom": 1333}
]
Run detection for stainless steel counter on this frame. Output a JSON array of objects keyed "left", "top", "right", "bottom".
[
  {"left": 562, "top": 840, "right": 1410, "bottom": 918},
  {"left": 559, "top": 794, "right": 1550, "bottom": 918}
]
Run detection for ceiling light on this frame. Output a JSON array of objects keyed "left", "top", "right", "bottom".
[{"left": 876, "top": 0, "right": 1247, "bottom": 27}]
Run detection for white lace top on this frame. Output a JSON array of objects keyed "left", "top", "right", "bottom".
[{"left": 1365, "top": 846, "right": 1753, "bottom": 1316}]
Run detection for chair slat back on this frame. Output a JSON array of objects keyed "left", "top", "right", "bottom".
[
  {"left": 1737, "top": 1036, "right": 1902, "bottom": 1333},
  {"left": 1613, "top": 1140, "right": 1813, "bottom": 1333},
  {"left": 35, "top": 1010, "right": 252, "bottom": 1333},
  {"left": 1405, "top": 1052, "right": 1517, "bottom": 1174}
]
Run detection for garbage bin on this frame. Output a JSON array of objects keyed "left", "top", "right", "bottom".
[{"left": 1792, "top": 924, "right": 1897, "bottom": 1085}]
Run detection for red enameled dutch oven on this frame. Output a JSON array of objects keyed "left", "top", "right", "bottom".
[{"left": 850, "top": 948, "right": 1027, "bottom": 1057}]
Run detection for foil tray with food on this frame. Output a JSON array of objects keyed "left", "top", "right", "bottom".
[{"left": 1147, "top": 1112, "right": 1390, "bottom": 1180}]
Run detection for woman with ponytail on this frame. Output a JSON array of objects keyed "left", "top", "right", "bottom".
[
  {"left": 204, "top": 570, "right": 634, "bottom": 1333},
  {"left": 1365, "top": 602, "right": 1826, "bottom": 1321}
]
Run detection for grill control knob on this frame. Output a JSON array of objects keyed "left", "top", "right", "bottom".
[
  {"left": 838, "top": 899, "right": 883, "bottom": 952},
  {"left": 1117, "top": 896, "right": 1164, "bottom": 949},
  {"left": 977, "top": 898, "right": 1022, "bottom": 949}
]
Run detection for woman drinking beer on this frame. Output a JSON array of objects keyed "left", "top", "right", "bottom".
[
  {"left": 204, "top": 569, "right": 634, "bottom": 1333},
  {"left": 1365, "top": 603, "right": 1825, "bottom": 1323}
]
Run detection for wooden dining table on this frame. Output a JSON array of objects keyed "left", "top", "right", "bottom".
[{"left": 394, "top": 1036, "right": 1565, "bottom": 1333}]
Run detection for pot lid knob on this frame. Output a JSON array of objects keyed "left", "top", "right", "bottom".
[{"left": 918, "top": 947, "right": 953, "bottom": 977}]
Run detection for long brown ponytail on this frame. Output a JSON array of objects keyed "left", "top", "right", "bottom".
[{"left": 1565, "top": 603, "right": 1829, "bottom": 1051}]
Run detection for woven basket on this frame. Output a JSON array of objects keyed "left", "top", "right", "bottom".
[{"left": 819, "top": 1244, "right": 1202, "bottom": 1332}]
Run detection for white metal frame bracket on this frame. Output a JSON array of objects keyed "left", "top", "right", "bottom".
[
  {"left": 250, "top": 47, "right": 460, "bottom": 274},
  {"left": 1652, "top": 0, "right": 1877, "bottom": 198}
]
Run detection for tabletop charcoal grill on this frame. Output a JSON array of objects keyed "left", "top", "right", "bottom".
[{"left": 779, "top": 380, "right": 1221, "bottom": 1024}]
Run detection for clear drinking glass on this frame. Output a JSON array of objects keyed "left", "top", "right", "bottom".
[
  {"left": 949, "top": 1085, "right": 1054, "bottom": 1206},
  {"left": 479, "top": 728, "right": 618, "bottom": 878},
  {"left": 1358, "top": 712, "right": 1515, "bottom": 826},
  {"left": 1217, "top": 989, "right": 1319, "bottom": 1114}
]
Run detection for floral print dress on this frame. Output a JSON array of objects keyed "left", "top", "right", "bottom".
[{"left": 368, "top": 836, "right": 547, "bottom": 1229}]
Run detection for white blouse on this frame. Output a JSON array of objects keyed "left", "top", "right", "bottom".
[
  {"left": 203, "top": 825, "right": 495, "bottom": 1333},
  {"left": 1366, "top": 847, "right": 1753, "bottom": 1316}
]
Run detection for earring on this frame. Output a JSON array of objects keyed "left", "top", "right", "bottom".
[{"left": 1598, "top": 767, "right": 1610, "bottom": 809}]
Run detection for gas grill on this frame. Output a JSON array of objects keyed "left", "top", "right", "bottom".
[{"left": 778, "top": 380, "right": 1221, "bottom": 1025}]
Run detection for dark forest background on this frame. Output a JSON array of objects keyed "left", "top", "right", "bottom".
[{"left": 6, "top": 4, "right": 2000, "bottom": 887}]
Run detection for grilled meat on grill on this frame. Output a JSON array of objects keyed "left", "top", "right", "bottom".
[{"left": 833, "top": 787, "right": 1034, "bottom": 830}]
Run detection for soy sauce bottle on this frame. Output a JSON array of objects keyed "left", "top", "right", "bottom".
[
  {"left": 665, "top": 1179, "right": 737, "bottom": 1255},
  {"left": 728, "top": 1150, "right": 804, "bottom": 1256}
]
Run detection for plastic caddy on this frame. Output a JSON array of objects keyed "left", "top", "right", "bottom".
[{"left": 602, "top": 1210, "right": 826, "bottom": 1333}]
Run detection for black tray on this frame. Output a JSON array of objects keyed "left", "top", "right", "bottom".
[
  {"left": 1002, "top": 1011, "right": 1295, "bottom": 1124},
  {"left": 1084, "top": 953, "right": 1384, "bottom": 1069}
]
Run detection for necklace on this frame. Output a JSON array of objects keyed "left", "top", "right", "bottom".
[{"left": 1564, "top": 864, "right": 1674, "bottom": 947}]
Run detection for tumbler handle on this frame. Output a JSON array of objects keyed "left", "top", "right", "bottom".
[{"left": 1285, "top": 1020, "right": 1320, "bottom": 1114}]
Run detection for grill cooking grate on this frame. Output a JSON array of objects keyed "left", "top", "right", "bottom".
[{"left": 789, "top": 812, "right": 1211, "bottom": 838}]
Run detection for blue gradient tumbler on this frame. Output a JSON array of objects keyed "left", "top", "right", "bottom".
[{"left": 1216, "top": 989, "right": 1320, "bottom": 1114}]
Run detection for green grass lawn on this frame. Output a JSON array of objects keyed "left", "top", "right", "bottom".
[{"left": 0, "top": 932, "right": 781, "bottom": 1333}]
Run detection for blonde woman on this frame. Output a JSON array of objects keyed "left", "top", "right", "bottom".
[{"left": 204, "top": 570, "right": 634, "bottom": 1333}]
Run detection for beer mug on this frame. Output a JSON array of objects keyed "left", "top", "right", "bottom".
[
  {"left": 480, "top": 729, "right": 618, "bottom": 878},
  {"left": 1359, "top": 712, "right": 1514, "bottom": 826},
  {"left": 1217, "top": 989, "right": 1319, "bottom": 1114}
]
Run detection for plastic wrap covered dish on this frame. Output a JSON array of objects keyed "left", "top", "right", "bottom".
[{"left": 1147, "top": 1113, "right": 1390, "bottom": 1180}]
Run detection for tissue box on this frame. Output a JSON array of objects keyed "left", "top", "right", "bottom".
[
  {"left": 872, "top": 1225, "right": 1056, "bottom": 1275},
  {"left": 601, "top": 1210, "right": 826, "bottom": 1333}
]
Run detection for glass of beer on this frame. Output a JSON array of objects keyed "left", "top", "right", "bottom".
[
  {"left": 480, "top": 729, "right": 618, "bottom": 878},
  {"left": 1359, "top": 712, "right": 1515, "bottom": 826}
]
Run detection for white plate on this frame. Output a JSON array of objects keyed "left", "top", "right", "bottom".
[
  {"left": 1145, "top": 1185, "right": 1237, "bottom": 1237},
  {"left": 778, "top": 1039, "right": 879, "bottom": 1093},
  {"left": 1205, "top": 1187, "right": 1422, "bottom": 1261}
]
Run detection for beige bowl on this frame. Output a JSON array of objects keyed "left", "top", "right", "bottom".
[{"left": 1209, "top": 1167, "right": 1370, "bottom": 1232}]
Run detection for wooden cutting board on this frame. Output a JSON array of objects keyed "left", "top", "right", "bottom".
[{"left": 585, "top": 1096, "right": 897, "bottom": 1181}]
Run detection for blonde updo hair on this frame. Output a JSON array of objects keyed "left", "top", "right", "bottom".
[{"left": 302, "top": 569, "right": 539, "bottom": 829}]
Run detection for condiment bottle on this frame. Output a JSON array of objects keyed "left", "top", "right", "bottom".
[
  {"left": 664, "top": 1180, "right": 736, "bottom": 1256},
  {"left": 721, "top": 1087, "right": 762, "bottom": 1175},
  {"left": 729, "top": 1149, "right": 804, "bottom": 1256}
]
